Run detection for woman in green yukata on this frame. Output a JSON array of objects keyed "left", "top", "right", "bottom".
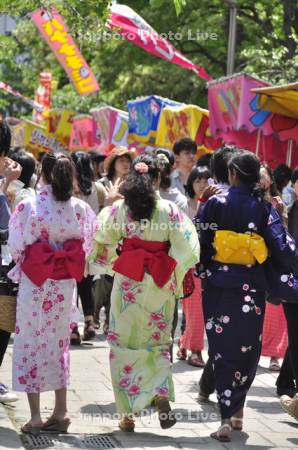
[{"left": 89, "top": 154, "right": 200, "bottom": 432}]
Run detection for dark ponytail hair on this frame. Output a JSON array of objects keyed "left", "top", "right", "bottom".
[
  {"left": 121, "top": 154, "right": 160, "bottom": 221},
  {"left": 228, "top": 150, "right": 264, "bottom": 200},
  {"left": 41, "top": 152, "right": 74, "bottom": 202},
  {"left": 40, "top": 152, "right": 56, "bottom": 185},
  {"left": 71, "top": 151, "right": 93, "bottom": 196}
]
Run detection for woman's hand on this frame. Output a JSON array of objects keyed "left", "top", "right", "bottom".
[
  {"left": 271, "top": 196, "right": 284, "bottom": 215},
  {"left": 201, "top": 184, "right": 222, "bottom": 201},
  {"left": 106, "top": 178, "right": 124, "bottom": 206}
]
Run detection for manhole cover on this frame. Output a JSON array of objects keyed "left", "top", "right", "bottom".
[{"left": 22, "top": 433, "right": 119, "bottom": 449}]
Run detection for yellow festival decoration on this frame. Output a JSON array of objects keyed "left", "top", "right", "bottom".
[{"left": 253, "top": 82, "right": 298, "bottom": 120}]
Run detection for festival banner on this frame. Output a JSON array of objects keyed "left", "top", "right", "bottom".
[
  {"left": 0, "top": 81, "right": 45, "bottom": 112},
  {"left": 127, "top": 95, "right": 181, "bottom": 145},
  {"left": 108, "top": 4, "right": 211, "bottom": 81},
  {"left": 91, "top": 106, "right": 125, "bottom": 146},
  {"left": 33, "top": 72, "right": 53, "bottom": 123},
  {"left": 69, "top": 115, "right": 100, "bottom": 150},
  {"left": 31, "top": 8, "right": 99, "bottom": 96},
  {"left": 156, "top": 104, "right": 206, "bottom": 149},
  {"left": 12, "top": 120, "right": 68, "bottom": 156},
  {"left": 208, "top": 73, "right": 298, "bottom": 144},
  {"left": 47, "top": 109, "right": 76, "bottom": 147}
]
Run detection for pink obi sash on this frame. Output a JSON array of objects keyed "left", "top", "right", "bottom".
[
  {"left": 21, "top": 239, "right": 85, "bottom": 287},
  {"left": 113, "top": 238, "right": 177, "bottom": 288}
]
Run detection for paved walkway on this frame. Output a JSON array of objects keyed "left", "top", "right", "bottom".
[{"left": 1, "top": 317, "right": 298, "bottom": 450}]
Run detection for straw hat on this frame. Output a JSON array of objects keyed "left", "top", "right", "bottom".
[{"left": 103, "top": 146, "right": 136, "bottom": 173}]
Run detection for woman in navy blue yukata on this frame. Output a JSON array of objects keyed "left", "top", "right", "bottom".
[{"left": 199, "top": 150, "right": 298, "bottom": 442}]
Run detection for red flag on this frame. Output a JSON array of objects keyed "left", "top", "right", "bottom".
[{"left": 108, "top": 4, "right": 211, "bottom": 81}]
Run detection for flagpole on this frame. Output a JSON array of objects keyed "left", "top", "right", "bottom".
[
  {"left": 256, "top": 128, "right": 261, "bottom": 158},
  {"left": 286, "top": 140, "right": 293, "bottom": 167},
  {"left": 224, "top": 0, "right": 238, "bottom": 75}
]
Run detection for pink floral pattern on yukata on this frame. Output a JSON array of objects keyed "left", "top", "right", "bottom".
[{"left": 8, "top": 185, "right": 96, "bottom": 393}]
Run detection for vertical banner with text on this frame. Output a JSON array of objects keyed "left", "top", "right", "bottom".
[{"left": 31, "top": 8, "right": 99, "bottom": 96}]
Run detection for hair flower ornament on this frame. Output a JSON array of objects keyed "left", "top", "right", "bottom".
[{"left": 135, "top": 162, "right": 149, "bottom": 173}]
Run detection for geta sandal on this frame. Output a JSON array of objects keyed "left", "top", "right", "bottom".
[
  {"left": 210, "top": 423, "right": 232, "bottom": 442},
  {"left": 119, "top": 416, "right": 135, "bottom": 432}
]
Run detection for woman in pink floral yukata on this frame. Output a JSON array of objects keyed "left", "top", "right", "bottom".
[{"left": 8, "top": 153, "right": 96, "bottom": 434}]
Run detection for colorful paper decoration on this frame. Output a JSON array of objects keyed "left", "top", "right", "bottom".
[
  {"left": 69, "top": 115, "right": 100, "bottom": 150},
  {"left": 127, "top": 95, "right": 181, "bottom": 145},
  {"left": 47, "top": 109, "right": 76, "bottom": 147}
]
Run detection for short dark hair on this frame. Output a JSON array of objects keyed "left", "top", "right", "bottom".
[
  {"left": 274, "top": 164, "right": 292, "bottom": 193},
  {"left": 210, "top": 145, "right": 236, "bottom": 184},
  {"left": 10, "top": 150, "right": 36, "bottom": 188},
  {"left": 88, "top": 150, "right": 106, "bottom": 164},
  {"left": 291, "top": 167, "right": 298, "bottom": 185},
  {"left": 0, "top": 121, "right": 11, "bottom": 157},
  {"left": 185, "top": 166, "right": 211, "bottom": 198},
  {"left": 173, "top": 138, "right": 197, "bottom": 156},
  {"left": 196, "top": 153, "right": 212, "bottom": 168}
]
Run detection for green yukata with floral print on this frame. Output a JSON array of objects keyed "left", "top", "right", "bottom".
[{"left": 89, "top": 195, "right": 200, "bottom": 415}]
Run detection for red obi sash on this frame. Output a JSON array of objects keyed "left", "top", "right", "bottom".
[
  {"left": 113, "top": 238, "right": 177, "bottom": 288},
  {"left": 21, "top": 239, "right": 85, "bottom": 287}
]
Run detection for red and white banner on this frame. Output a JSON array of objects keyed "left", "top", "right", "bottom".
[
  {"left": 0, "top": 81, "right": 45, "bottom": 112},
  {"left": 108, "top": 4, "right": 211, "bottom": 81}
]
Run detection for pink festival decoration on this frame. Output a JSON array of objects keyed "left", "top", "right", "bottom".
[
  {"left": 208, "top": 73, "right": 298, "bottom": 168},
  {"left": 108, "top": 3, "right": 211, "bottom": 81},
  {"left": 31, "top": 8, "right": 99, "bottom": 96}
]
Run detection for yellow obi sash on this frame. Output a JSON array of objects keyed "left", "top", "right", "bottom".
[{"left": 213, "top": 230, "right": 268, "bottom": 265}]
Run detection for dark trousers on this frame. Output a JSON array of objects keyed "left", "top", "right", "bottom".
[
  {"left": 93, "top": 275, "right": 113, "bottom": 325},
  {"left": 0, "top": 329, "right": 10, "bottom": 367},
  {"left": 77, "top": 275, "right": 94, "bottom": 317},
  {"left": 276, "top": 302, "right": 298, "bottom": 392}
]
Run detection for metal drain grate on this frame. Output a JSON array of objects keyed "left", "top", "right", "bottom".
[
  {"left": 23, "top": 433, "right": 119, "bottom": 449},
  {"left": 81, "top": 435, "right": 117, "bottom": 448}
]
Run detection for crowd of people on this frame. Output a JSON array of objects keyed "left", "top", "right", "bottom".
[{"left": 0, "top": 119, "right": 298, "bottom": 442}]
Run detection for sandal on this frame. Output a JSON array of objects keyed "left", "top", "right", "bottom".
[
  {"left": 210, "top": 423, "right": 232, "bottom": 442},
  {"left": 269, "top": 358, "right": 280, "bottom": 372},
  {"left": 155, "top": 396, "right": 177, "bottom": 429},
  {"left": 187, "top": 352, "right": 205, "bottom": 367},
  {"left": 176, "top": 340, "right": 187, "bottom": 360},
  {"left": 41, "top": 417, "right": 71, "bottom": 433},
  {"left": 83, "top": 320, "right": 96, "bottom": 341},
  {"left": 70, "top": 327, "right": 81, "bottom": 346},
  {"left": 119, "top": 416, "right": 135, "bottom": 432},
  {"left": 280, "top": 395, "right": 298, "bottom": 421},
  {"left": 21, "top": 422, "right": 43, "bottom": 435}
]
